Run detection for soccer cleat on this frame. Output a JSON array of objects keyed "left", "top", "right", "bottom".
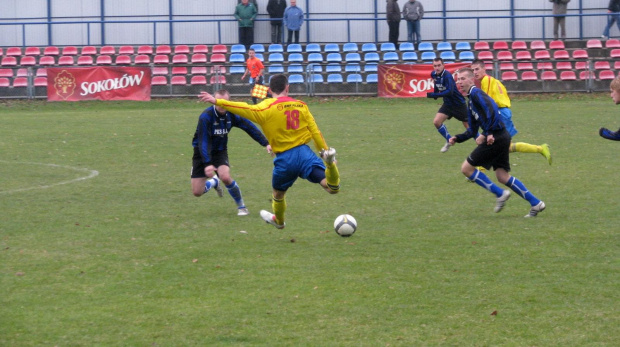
[
  {"left": 237, "top": 207, "right": 249, "bottom": 216},
  {"left": 320, "top": 147, "right": 337, "bottom": 164},
  {"left": 260, "top": 210, "right": 285, "bottom": 229},
  {"left": 494, "top": 190, "right": 511, "bottom": 213},
  {"left": 213, "top": 177, "right": 224, "bottom": 197},
  {"left": 525, "top": 201, "right": 546, "bottom": 218},
  {"left": 440, "top": 142, "right": 452, "bottom": 153},
  {"left": 540, "top": 144, "right": 552, "bottom": 165}
]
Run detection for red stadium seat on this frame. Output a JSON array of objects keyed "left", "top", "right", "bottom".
[
  {"left": 210, "top": 65, "right": 227, "bottom": 74},
  {"left": 115, "top": 55, "right": 132, "bottom": 65},
  {"left": 25, "top": 47, "right": 41, "bottom": 56},
  {"left": 138, "top": 46, "right": 154, "bottom": 55},
  {"left": 44, "top": 46, "right": 60, "bottom": 56},
  {"left": 574, "top": 61, "right": 588, "bottom": 70},
  {"left": 521, "top": 71, "right": 538, "bottom": 81},
  {"left": 594, "top": 61, "right": 611, "bottom": 70},
  {"left": 516, "top": 51, "right": 532, "bottom": 60},
  {"left": 477, "top": 51, "right": 493, "bottom": 60},
  {"left": 34, "top": 77, "right": 48, "bottom": 86},
  {"left": 77, "top": 56, "right": 94, "bottom": 65},
  {"left": 210, "top": 53, "right": 226, "bottom": 63},
  {"left": 211, "top": 44, "right": 227, "bottom": 53},
  {"left": 536, "top": 62, "right": 553, "bottom": 70},
  {"left": 473, "top": 41, "right": 490, "bottom": 50},
  {"left": 599, "top": 70, "right": 616, "bottom": 80},
  {"left": 579, "top": 71, "right": 595, "bottom": 80},
  {"left": 496, "top": 50, "right": 513, "bottom": 61},
  {"left": 605, "top": 39, "right": 620, "bottom": 48},
  {"left": 190, "top": 75, "right": 207, "bottom": 85},
  {"left": 6, "top": 47, "right": 22, "bottom": 56},
  {"left": 174, "top": 45, "right": 190, "bottom": 54},
  {"left": 20, "top": 56, "right": 36, "bottom": 66},
  {"left": 12, "top": 77, "right": 28, "bottom": 87},
  {"left": 36, "top": 68, "right": 47, "bottom": 77},
  {"left": 81, "top": 46, "right": 97, "bottom": 55},
  {"left": 191, "top": 54, "right": 207, "bottom": 63},
  {"left": 62, "top": 46, "right": 78, "bottom": 55},
  {"left": 541, "top": 71, "right": 557, "bottom": 80},
  {"left": 171, "top": 67, "right": 188, "bottom": 75},
  {"left": 134, "top": 55, "right": 151, "bottom": 64},
  {"left": 151, "top": 76, "right": 168, "bottom": 85},
  {"left": 501, "top": 71, "right": 518, "bottom": 81},
  {"left": 100, "top": 46, "right": 116, "bottom": 55},
  {"left": 530, "top": 40, "right": 547, "bottom": 50},
  {"left": 549, "top": 40, "right": 565, "bottom": 50},
  {"left": 172, "top": 54, "right": 188, "bottom": 64},
  {"left": 193, "top": 45, "right": 209, "bottom": 54},
  {"left": 553, "top": 50, "right": 569, "bottom": 59},
  {"left": 0, "top": 78, "right": 9, "bottom": 87},
  {"left": 1, "top": 57, "right": 17, "bottom": 66},
  {"left": 156, "top": 45, "right": 171, "bottom": 54},
  {"left": 190, "top": 66, "right": 207, "bottom": 75},
  {"left": 511, "top": 41, "right": 527, "bottom": 50},
  {"left": 0, "top": 48, "right": 3, "bottom": 56},
  {"left": 611, "top": 49, "right": 620, "bottom": 58},
  {"left": 492, "top": 41, "right": 508, "bottom": 50},
  {"left": 119, "top": 46, "right": 135, "bottom": 55},
  {"left": 534, "top": 50, "right": 550, "bottom": 60},
  {"left": 152, "top": 67, "right": 168, "bottom": 75},
  {"left": 16, "top": 68, "right": 28, "bottom": 77},
  {"left": 560, "top": 71, "right": 577, "bottom": 81},
  {"left": 171, "top": 76, "right": 187, "bottom": 85},
  {"left": 572, "top": 50, "right": 589, "bottom": 59},
  {"left": 0, "top": 68, "right": 13, "bottom": 77},
  {"left": 586, "top": 39, "right": 603, "bottom": 49},
  {"left": 555, "top": 61, "right": 572, "bottom": 70},
  {"left": 153, "top": 55, "right": 170, "bottom": 64},
  {"left": 39, "top": 56, "right": 55, "bottom": 66},
  {"left": 614, "top": 61, "right": 620, "bottom": 70},
  {"left": 499, "top": 62, "right": 514, "bottom": 71},
  {"left": 210, "top": 75, "right": 227, "bottom": 84},
  {"left": 517, "top": 62, "right": 534, "bottom": 70},
  {"left": 96, "top": 55, "right": 112, "bottom": 65},
  {"left": 58, "top": 56, "right": 75, "bottom": 65}
]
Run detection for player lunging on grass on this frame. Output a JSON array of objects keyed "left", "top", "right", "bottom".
[
  {"left": 600, "top": 76, "right": 620, "bottom": 141},
  {"left": 449, "top": 68, "right": 546, "bottom": 217},
  {"left": 192, "top": 89, "right": 272, "bottom": 216},
  {"left": 199, "top": 74, "right": 340, "bottom": 229},
  {"left": 427, "top": 58, "right": 471, "bottom": 153},
  {"left": 470, "top": 60, "right": 552, "bottom": 164}
]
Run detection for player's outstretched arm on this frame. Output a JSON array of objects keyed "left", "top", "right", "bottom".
[{"left": 599, "top": 127, "right": 620, "bottom": 141}]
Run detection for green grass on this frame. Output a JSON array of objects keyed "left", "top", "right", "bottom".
[{"left": 1, "top": 94, "right": 618, "bottom": 346}]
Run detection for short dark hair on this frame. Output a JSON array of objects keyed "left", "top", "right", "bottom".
[
  {"left": 471, "top": 59, "right": 485, "bottom": 68},
  {"left": 433, "top": 57, "right": 444, "bottom": 64},
  {"left": 269, "top": 74, "right": 288, "bottom": 94}
]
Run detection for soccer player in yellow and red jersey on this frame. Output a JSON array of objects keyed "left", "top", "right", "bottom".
[
  {"left": 471, "top": 60, "right": 552, "bottom": 165},
  {"left": 199, "top": 74, "right": 340, "bottom": 229},
  {"left": 241, "top": 48, "right": 265, "bottom": 104}
]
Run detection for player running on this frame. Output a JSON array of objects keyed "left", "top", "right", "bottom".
[{"left": 600, "top": 75, "right": 620, "bottom": 141}]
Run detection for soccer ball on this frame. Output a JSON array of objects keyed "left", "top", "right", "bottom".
[{"left": 334, "top": 214, "right": 357, "bottom": 237}]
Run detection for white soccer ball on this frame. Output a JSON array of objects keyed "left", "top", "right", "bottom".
[{"left": 334, "top": 214, "right": 357, "bottom": 237}]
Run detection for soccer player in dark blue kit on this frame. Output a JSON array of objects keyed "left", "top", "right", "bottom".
[
  {"left": 191, "top": 89, "right": 272, "bottom": 216},
  {"left": 427, "top": 57, "right": 470, "bottom": 153},
  {"left": 448, "top": 68, "right": 546, "bottom": 217}
]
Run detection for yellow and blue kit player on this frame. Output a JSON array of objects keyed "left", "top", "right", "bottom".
[{"left": 199, "top": 74, "right": 340, "bottom": 229}]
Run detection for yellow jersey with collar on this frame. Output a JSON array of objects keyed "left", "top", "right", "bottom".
[{"left": 479, "top": 75, "right": 511, "bottom": 108}]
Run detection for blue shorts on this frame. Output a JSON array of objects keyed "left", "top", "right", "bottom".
[
  {"left": 499, "top": 108, "right": 518, "bottom": 137},
  {"left": 272, "top": 144, "right": 326, "bottom": 191}
]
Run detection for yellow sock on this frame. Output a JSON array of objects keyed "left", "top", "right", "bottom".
[
  {"left": 325, "top": 162, "right": 340, "bottom": 192},
  {"left": 272, "top": 196, "right": 286, "bottom": 225},
  {"left": 511, "top": 142, "right": 541, "bottom": 153}
]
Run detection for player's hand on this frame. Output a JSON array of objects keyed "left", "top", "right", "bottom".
[
  {"left": 266, "top": 145, "right": 274, "bottom": 157},
  {"left": 475, "top": 134, "right": 485, "bottom": 145},
  {"left": 448, "top": 137, "right": 456, "bottom": 145},
  {"left": 426, "top": 92, "right": 432, "bottom": 98},
  {"left": 198, "top": 91, "right": 216, "bottom": 104},
  {"left": 486, "top": 134, "right": 495, "bottom": 145}
]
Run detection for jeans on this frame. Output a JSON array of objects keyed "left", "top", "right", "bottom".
[
  {"left": 603, "top": 12, "right": 620, "bottom": 37},
  {"left": 287, "top": 30, "right": 299, "bottom": 44},
  {"left": 406, "top": 20, "right": 421, "bottom": 45}
]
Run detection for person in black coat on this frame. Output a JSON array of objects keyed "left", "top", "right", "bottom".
[{"left": 267, "top": 0, "right": 287, "bottom": 44}]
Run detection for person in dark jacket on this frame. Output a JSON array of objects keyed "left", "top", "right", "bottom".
[
  {"left": 602, "top": 0, "right": 620, "bottom": 39},
  {"left": 267, "top": 0, "right": 287, "bottom": 44},
  {"left": 386, "top": 0, "right": 401, "bottom": 47}
]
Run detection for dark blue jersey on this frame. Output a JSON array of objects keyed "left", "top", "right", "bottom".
[
  {"left": 455, "top": 86, "right": 505, "bottom": 142},
  {"left": 192, "top": 106, "right": 269, "bottom": 164},
  {"left": 427, "top": 69, "right": 466, "bottom": 108}
]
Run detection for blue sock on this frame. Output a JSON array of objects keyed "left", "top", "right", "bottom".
[
  {"left": 226, "top": 180, "right": 245, "bottom": 208},
  {"left": 468, "top": 169, "right": 504, "bottom": 197},
  {"left": 505, "top": 176, "right": 540, "bottom": 206},
  {"left": 204, "top": 177, "right": 218, "bottom": 193},
  {"left": 438, "top": 124, "right": 451, "bottom": 141}
]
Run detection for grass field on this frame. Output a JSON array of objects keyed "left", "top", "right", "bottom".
[{"left": 1, "top": 93, "right": 618, "bottom": 346}]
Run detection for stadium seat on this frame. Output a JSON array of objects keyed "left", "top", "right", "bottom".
[
  {"left": 191, "top": 54, "right": 207, "bottom": 63},
  {"left": 579, "top": 71, "right": 595, "bottom": 80},
  {"left": 153, "top": 55, "right": 169, "bottom": 64},
  {"left": 345, "top": 63, "right": 361, "bottom": 72},
  {"left": 599, "top": 70, "right": 616, "bottom": 80},
  {"left": 511, "top": 41, "right": 527, "bottom": 50},
  {"left": 305, "top": 43, "right": 321, "bottom": 53},
  {"left": 605, "top": 39, "right": 620, "bottom": 48},
  {"left": 534, "top": 50, "right": 551, "bottom": 60},
  {"left": 16, "top": 68, "right": 28, "bottom": 77},
  {"left": 308, "top": 53, "right": 323, "bottom": 63},
  {"left": 44, "top": 46, "right": 60, "bottom": 56},
  {"left": 516, "top": 51, "right": 532, "bottom": 60},
  {"left": 417, "top": 42, "right": 433, "bottom": 51},
  {"left": 288, "top": 74, "right": 304, "bottom": 83},
  {"left": 6, "top": 47, "right": 22, "bottom": 56},
  {"left": 77, "top": 56, "right": 94, "bottom": 65},
  {"left": 440, "top": 51, "right": 456, "bottom": 62},
  {"left": 34, "top": 77, "right": 47, "bottom": 87},
  {"left": 380, "top": 42, "right": 396, "bottom": 52},
  {"left": 521, "top": 71, "right": 538, "bottom": 81},
  {"left": 309, "top": 74, "right": 324, "bottom": 83},
  {"left": 517, "top": 62, "right": 534, "bottom": 70},
  {"left": 119, "top": 46, "right": 135, "bottom": 55},
  {"left": 229, "top": 53, "right": 245, "bottom": 63},
  {"left": 25, "top": 47, "right": 41, "bottom": 56},
  {"left": 193, "top": 45, "right": 208, "bottom": 54},
  {"left": 307, "top": 63, "right": 322, "bottom": 73},
  {"left": 62, "top": 46, "right": 79, "bottom": 56},
  {"left": 594, "top": 61, "right": 611, "bottom": 70},
  {"left": 586, "top": 39, "right": 603, "bottom": 49},
  {"left": 361, "top": 43, "right": 377, "bottom": 52},
  {"left": 171, "top": 76, "right": 187, "bottom": 85},
  {"left": 229, "top": 65, "right": 245, "bottom": 74},
  {"left": 615, "top": 61, "right": 620, "bottom": 70},
  {"left": 473, "top": 41, "right": 490, "bottom": 50},
  {"left": 171, "top": 67, "right": 187, "bottom": 75},
  {"left": 437, "top": 42, "right": 452, "bottom": 51},
  {"left": 0, "top": 69, "right": 12, "bottom": 77},
  {"left": 81, "top": 46, "right": 97, "bottom": 55},
  {"left": 396, "top": 42, "right": 413, "bottom": 52},
  {"left": 12, "top": 77, "right": 28, "bottom": 87},
  {"left": 268, "top": 44, "right": 284, "bottom": 53},
  {"left": 364, "top": 63, "right": 378, "bottom": 72},
  {"left": 172, "top": 54, "right": 188, "bottom": 64},
  {"left": 496, "top": 50, "right": 513, "bottom": 61},
  {"left": 96, "top": 55, "right": 112, "bottom": 65},
  {"left": 134, "top": 55, "right": 151, "bottom": 64},
  {"left": 560, "top": 71, "right": 577, "bottom": 81},
  {"left": 268, "top": 53, "right": 284, "bottom": 63},
  {"left": 58, "top": 56, "right": 74, "bottom": 65},
  {"left": 39, "top": 56, "right": 55, "bottom": 66},
  {"left": 501, "top": 71, "right": 518, "bottom": 81},
  {"left": 366, "top": 74, "right": 378, "bottom": 83},
  {"left": 151, "top": 76, "right": 167, "bottom": 85},
  {"left": 611, "top": 49, "right": 620, "bottom": 58},
  {"left": 324, "top": 43, "right": 340, "bottom": 53},
  {"left": 477, "top": 51, "right": 493, "bottom": 60},
  {"left": 190, "top": 75, "right": 207, "bottom": 85},
  {"left": 458, "top": 51, "right": 474, "bottom": 62},
  {"left": 173, "top": 45, "right": 190, "bottom": 54},
  {"left": 156, "top": 45, "right": 171, "bottom": 54},
  {"left": 383, "top": 52, "right": 399, "bottom": 62},
  {"left": 287, "top": 53, "right": 303, "bottom": 63},
  {"left": 268, "top": 64, "right": 285, "bottom": 73},
  {"left": 210, "top": 75, "right": 227, "bottom": 84},
  {"left": 0, "top": 78, "right": 9, "bottom": 87},
  {"left": 152, "top": 67, "right": 168, "bottom": 75},
  {"left": 549, "top": 40, "right": 565, "bottom": 50},
  {"left": 326, "top": 53, "right": 342, "bottom": 62},
  {"left": 402, "top": 51, "right": 418, "bottom": 62},
  {"left": 327, "top": 74, "right": 343, "bottom": 83},
  {"left": 499, "top": 62, "right": 514, "bottom": 71},
  {"left": 287, "top": 64, "right": 303, "bottom": 73},
  {"left": 529, "top": 41, "right": 546, "bottom": 51},
  {"left": 20, "top": 56, "right": 36, "bottom": 66},
  {"left": 492, "top": 41, "right": 509, "bottom": 50},
  {"left": 364, "top": 52, "right": 380, "bottom": 62},
  {"left": 345, "top": 53, "right": 361, "bottom": 62},
  {"left": 421, "top": 51, "right": 436, "bottom": 62},
  {"left": 556, "top": 61, "right": 572, "bottom": 70},
  {"left": 137, "top": 46, "right": 153, "bottom": 55},
  {"left": 346, "top": 74, "right": 363, "bottom": 83},
  {"left": 536, "top": 62, "right": 553, "bottom": 70},
  {"left": 229, "top": 44, "right": 245, "bottom": 54},
  {"left": 210, "top": 54, "right": 226, "bottom": 63},
  {"left": 574, "top": 61, "right": 588, "bottom": 70},
  {"left": 572, "top": 50, "right": 588, "bottom": 59},
  {"left": 343, "top": 42, "right": 358, "bottom": 52},
  {"left": 326, "top": 63, "right": 342, "bottom": 73},
  {"left": 211, "top": 44, "right": 227, "bottom": 53},
  {"left": 541, "top": 71, "right": 557, "bottom": 80},
  {"left": 190, "top": 66, "right": 207, "bottom": 75},
  {"left": 100, "top": 46, "right": 116, "bottom": 55},
  {"left": 286, "top": 44, "right": 302, "bottom": 53},
  {"left": 455, "top": 41, "right": 472, "bottom": 51}
]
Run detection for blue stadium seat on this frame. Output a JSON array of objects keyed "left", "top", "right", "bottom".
[
  {"left": 345, "top": 63, "right": 361, "bottom": 72},
  {"left": 307, "top": 53, "right": 323, "bottom": 63},
  {"left": 306, "top": 43, "right": 321, "bottom": 53},
  {"left": 229, "top": 53, "right": 245, "bottom": 63},
  {"left": 366, "top": 74, "right": 378, "bottom": 83},
  {"left": 346, "top": 74, "right": 363, "bottom": 83},
  {"left": 421, "top": 51, "right": 436, "bottom": 62},
  {"left": 268, "top": 44, "right": 283, "bottom": 53},
  {"left": 326, "top": 63, "right": 342, "bottom": 73},
  {"left": 268, "top": 64, "right": 284, "bottom": 73},
  {"left": 324, "top": 43, "right": 340, "bottom": 53},
  {"left": 268, "top": 53, "right": 284, "bottom": 62},
  {"left": 364, "top": 63, "right": 378, "bottom": 72},
  {"left": 255, "top": 53, "right": 264, "bottom": 61},
  {"left": 230, "top": 65, "right": 245, "bottom": 74},
  {"left": 345, "top": 53, "right": 361, "bottom": 62},
  {"left": 361, "top": 43, "right": 377, "bottom": 52},
  {"left": 437, "top": 42, "right": 453, "bottom": 51},
  {"left": 326, "top": 53, "right": 342, "bottom": 62},
  {"left": 380, "top": 42, "right": 396, "bottom": 51},
  {"left": 327, "top": 74, "right": 343, "bottom": 83},
  {"left": 383, "top": 52, "right": 399, "bottom": 62},
  {"left": 402, "top": 51, "right": 418, "bottom": 62},
  {"left": 458, "top": 51, "right": 475, "bottom": 62},
  {"left": 307, "top": 63, "right": 323, "bottom": 73},
  {"left": 250, "top": 44, "right": 265, "bottom": 53},
  {"left": 288, "top": 74, "right": 304, "bottom": 83},
  {"left": 287, "top": 64, "right": 303, "bottom": 73},
  {"left": 418, "top": 42, "right": 434, "bottom": 51},
  {"left": 440, "top": 51, "right": 456, "bottom": 62},
  {"left": 309, "top": 74, "right": 324, "bottom": 83},
  {"left": 343, "top": 42, "right": 358, "bottom": 52},
  {"left": 286, "top": 44, "right": 302, "bottom": 53},
  {"left": 455, "top": 42, "right": 472, "bottom": 51},
  {"left": 399, "top": 42, "right": 415, "bottom": 51},
  {"left": 231, "top": 44, "right": 246, "bottom": 53},
  {"left": 288, "top": 53, "right": 304, "bottom": 63},
  {"left": 364, "top": 52, "right": 380, "bottom": 62}
]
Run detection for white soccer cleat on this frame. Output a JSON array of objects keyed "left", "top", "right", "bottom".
[
  {"left": 494, "top": 190, "right": 511, "bottom": 213},
  {"left": 237, "top": 207, "right": 249, "bottom": 216},
  {"left": 320, "top": 147, "right": 337, "bottom": 165},
  {"left": 440, "top": 142, "right": 452, "bottom": 153},
  {"left": 525, "top": 201, "right": 546, "bottom": 218},
  {"left": 260, "top": 210, "right": 285, "bottom": 229},
  {"left": 213, "top": 176, "right": 224, "bottom": 198}
]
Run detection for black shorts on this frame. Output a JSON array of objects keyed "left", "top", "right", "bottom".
[
  {"left": 466, "top": 129, "right": 511, "bottom": 172},
  {"left": 191, "top": 147, "right": 229, "bottom": 178},
  {"left": 439, "top": 103, "right": 468, "bottom": 122}
]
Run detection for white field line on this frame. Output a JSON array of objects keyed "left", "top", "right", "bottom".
[{"left": 0, "top": 160, "right": 99, "bottom": 194}]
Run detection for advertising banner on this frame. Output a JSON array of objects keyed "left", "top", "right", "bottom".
[
  {"left": 47, "top": 66, "right": 151, "bottom": 101},
  {"left": 378, "top": 63, "right": 470, "bottom": 98}
]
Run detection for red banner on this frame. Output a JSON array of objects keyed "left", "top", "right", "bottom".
[
  {"left": 47, "top": 66, "right": 151, "bottom": 101},
  {"left": 378, "top": 63, "right": 470, "bottom": 98}
]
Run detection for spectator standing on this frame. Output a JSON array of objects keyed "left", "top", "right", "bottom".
[
  {"left": 283, "top": 0, "right": 304, "bottom": 45},
  {"left": 235, "top": 0, "right": 258, "bottom": 49},
  {"left": 602, "top": 0, "right": 620, "bottom": 39},
  {"left": 386, "top": 0, "right": 401, "bottom": 47},
  {"left": 549, "top": 0, "right": 571, "bottom": 40},
  {"left": 402, "top": 0, "right": 424, "bottom": 45},
  {"left": 267, "top": 0, "right": 287, "bottom": 44}
]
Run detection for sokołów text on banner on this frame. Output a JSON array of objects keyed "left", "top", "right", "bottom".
[
  {"left": 378, "top": 63, "right": 470, "bottom": 98},
  {"left": 47, "top": 67, "right": 151, "bottom": 101}
]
